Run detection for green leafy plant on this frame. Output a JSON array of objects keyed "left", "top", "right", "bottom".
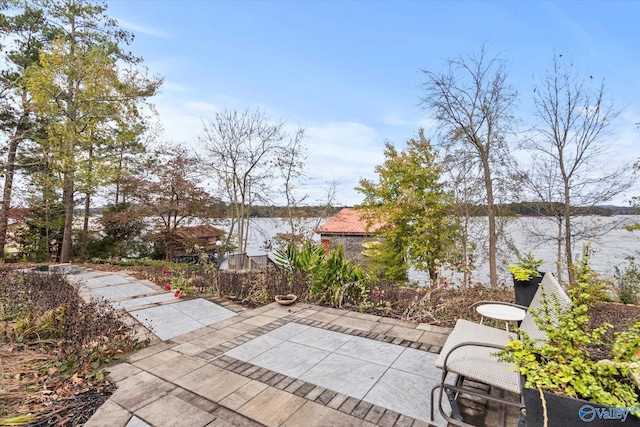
[
  {"left": 569, "top": 242, "right": 610, "bottom": 303},
  {"left": 498, "top": 280, "right": 640, "bottom": 417},
  {"left": 613, "top": 257, "right": 640, "bottom": 305},
  {"left": 508, "top": 252, "right": 543, "bottom": 281},
  {"left": 275, "top": 242, "right": 367, "bottom": 307}
]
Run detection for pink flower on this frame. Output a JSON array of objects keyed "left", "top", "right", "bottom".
[
  {"left": 374, "top": 290, "right": 381, "bottom": 297},
  {"left": 162, "top": 268, "right": 168, "bottom": 275},
  {"left": 165, "top": 284, "right": 171, "bottom": 291},
  {"left": 442, "top": 280, "right": 448, "bottom": 288},
  {"left": 174, "top": 290, "right": 182, "bottom": 298},
  {"left": 192, "top": 286, "right": 198, "bottom": 291}
]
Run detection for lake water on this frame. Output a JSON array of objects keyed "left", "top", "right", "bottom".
[{"left": 211, "top": 216, "right": 640, "bottom": 286}]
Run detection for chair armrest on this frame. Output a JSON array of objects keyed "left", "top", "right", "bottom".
[{"left": 442, "top": 341, "right": 507, "bottom": 372}]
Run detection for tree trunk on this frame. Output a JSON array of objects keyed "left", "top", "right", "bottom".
[
  {"left": 556, "top": 217, "right": 563, "bottom": 283},
  {"left": 565, "top": 212, "right": 574, "bottom": 285},
  {"left": 81, "top": 192, "right": 90, "bottom": 259},
  {"left": 482, "top": 156, "right": 498, "bottom": 286},
  {"left": 80, "top": 144, "right": 94, "bottom": 259},
  {"left": 115, "top": 146, "right": 125, "bottom": 205},
  {"left": 0, "top": 135, "right": 20, "bottom": 261},
  {"left": 60, "top": 172, "right": 74, "bottom": 263},
  {"left": 564, "top": 180, "right": 575, "bottom": 284},
  {"left": 462, "top": 202, "right": 470, "bottom": 288}
]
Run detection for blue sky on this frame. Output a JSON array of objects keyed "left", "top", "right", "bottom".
[{"left": 107, "top": 1, "right": 640, "bottom": 206}]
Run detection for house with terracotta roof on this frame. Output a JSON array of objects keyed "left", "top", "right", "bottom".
[{"left": 315, "top": 208, "right": 385, "bottom": 263}]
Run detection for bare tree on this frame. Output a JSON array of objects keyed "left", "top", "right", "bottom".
[
  {"left": 443, "top": 147, "right": 484, "bottom": 287},
  {"left": 421, "top": 46, "right": 517, "bottom": 286},
  {"left": 525, "top": 54, "right": 633, "bottom": 284},
  {"left": 273, "top": 128, "right": 309, "bottom": 248},
  {"left": 199, "top": 108, "right": 287, "bottom": 254}
]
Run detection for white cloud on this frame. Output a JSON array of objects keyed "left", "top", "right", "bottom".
[
  {"left": 382, "top": 113, "right": 439, "bottom": 137},
  {"left": 161, "top": 81, "right": 193, "bottom": 93},
  {"left": 115, "top": 18, "right": 171, "bottom": 39},
  {"left": 148, "top": 91, "right": 385, "bottom": 206},
  {"left": 151, "top": 96, "right": 220, "bottom": 145},
  {"left": 382, "top": 113, "right": 414, "bottom": 126},
  {"left": 304, "top": 121, "right": 383, "bottom": 206}
]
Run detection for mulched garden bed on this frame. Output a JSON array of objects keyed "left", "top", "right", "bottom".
[{"left": 0, "top": 265, "right": 143, "bottom": 426}]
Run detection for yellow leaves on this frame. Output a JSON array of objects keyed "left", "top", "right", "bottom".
[{"left": 0, "top": 414, "right": 36, "bottom": 425}]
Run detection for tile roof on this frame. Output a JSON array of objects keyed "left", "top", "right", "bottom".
[
  {"left": 316, "top": 208, "right": 385, "bottom": 235},
  {"left": 177, "top": 225, "right": 224, "bottom": 240}
]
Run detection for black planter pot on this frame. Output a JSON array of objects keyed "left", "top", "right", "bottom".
[
  {"left": 524, "top": 388, "right": 640, "bottom": 427},
  {"left": 513, "top": 273, "right": 543, "bottom": 307}
]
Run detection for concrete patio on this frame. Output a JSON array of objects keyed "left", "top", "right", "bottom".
[{"left": 65, "top": 267, "right": 510, "bottom": 427}]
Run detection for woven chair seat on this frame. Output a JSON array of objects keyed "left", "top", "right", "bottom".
[{"left": 435, "top": 319, "right": 520, "bottom": 394}]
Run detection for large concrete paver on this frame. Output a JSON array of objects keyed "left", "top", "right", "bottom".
[
  {"left": 219, "top": 380, "right": 269, "bottom": 411},
  {"left": 126, "top": 417, "right": 152, "bottom": 427},
  {"left": 236, "top": 387, "right": 306, "bottom": 427},
  {"left": 83, "top": 400, "right": 131, "bottom": 427},
  {"left": 143, "top": 354, "right": 208, "bottom": 382},
  {"left": 281, "top": 400, "right": 376, "bottom": 427},
  {"left": 109, "top": 371, "right": 176, "bottom": 412},
  {"left": 135, "top": 394, "right": 215, "bottom": 427},
  {"left": 174, "top": 364, "right": 252, "bottom": 402}
]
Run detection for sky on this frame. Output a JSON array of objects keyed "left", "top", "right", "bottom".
[{"left": 106, "top": 0, "right": 640, "bottom": 207}]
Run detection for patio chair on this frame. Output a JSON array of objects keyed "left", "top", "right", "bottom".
[{"left": 430, "top": 272, "right": 570, "bottom": 427}]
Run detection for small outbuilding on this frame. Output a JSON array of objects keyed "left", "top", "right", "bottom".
[
  {"left": 172, "top": 225, "right": 225, "bottom": 263},
  {"left": 315, "top": 208, "right": 385, "bottom": 264}
]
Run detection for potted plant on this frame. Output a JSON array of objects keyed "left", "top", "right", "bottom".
[
  {"left": 508, "top": 252, "right": 543, "bottom": 307},
  {"left": 498, "top": 282, "right": 640, "bottom": 427}
]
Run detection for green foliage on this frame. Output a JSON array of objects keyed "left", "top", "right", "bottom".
[
  {"left": 613, "top": 257, "right": 640, "bottom": 305},
  {"left": 19, "top": 0, "right": 162, "bottom": 262},
  {"left": 507, "top": 252, "right": 543, "bottom": 281},
  {"left": 356, "top": 129, "right": 459, "bottom": 283},
  {"left": 274, "top": 240, "right": 325, "bottom": 273},
  {"left": 274, "top": 242, "right": 367, "bottom": 307},
  {"left": 364, "top": 237, "right": 408, "bottom": 284},
  {"left": 94, "top": 202, "right": 145, "bottom": 258},
  {"left": 498, "top": 281, "right": 640, "bottom": 414},
  {"left": 568, "top": 242, "right": 610, "bottom": 304},
  {"left": 18, "top": 197, "right": 65, "bottom": 262}
]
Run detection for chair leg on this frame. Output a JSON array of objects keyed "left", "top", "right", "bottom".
[
  {"left": 517, "top": 400, "right": 527, "bottom": 427},
  {"left": 430, "top": 384, "right": 439, "bottom": 421},
  {"left": 497, "top": 389, "right": 505, "bottom": 427},
  {"left": 445, "top": 386, "right": 464, "bottom": 422}
]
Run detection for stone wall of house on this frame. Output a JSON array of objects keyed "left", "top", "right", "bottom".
[{"left": 320, "top": 234, "right": 370, "bottom": 265}]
